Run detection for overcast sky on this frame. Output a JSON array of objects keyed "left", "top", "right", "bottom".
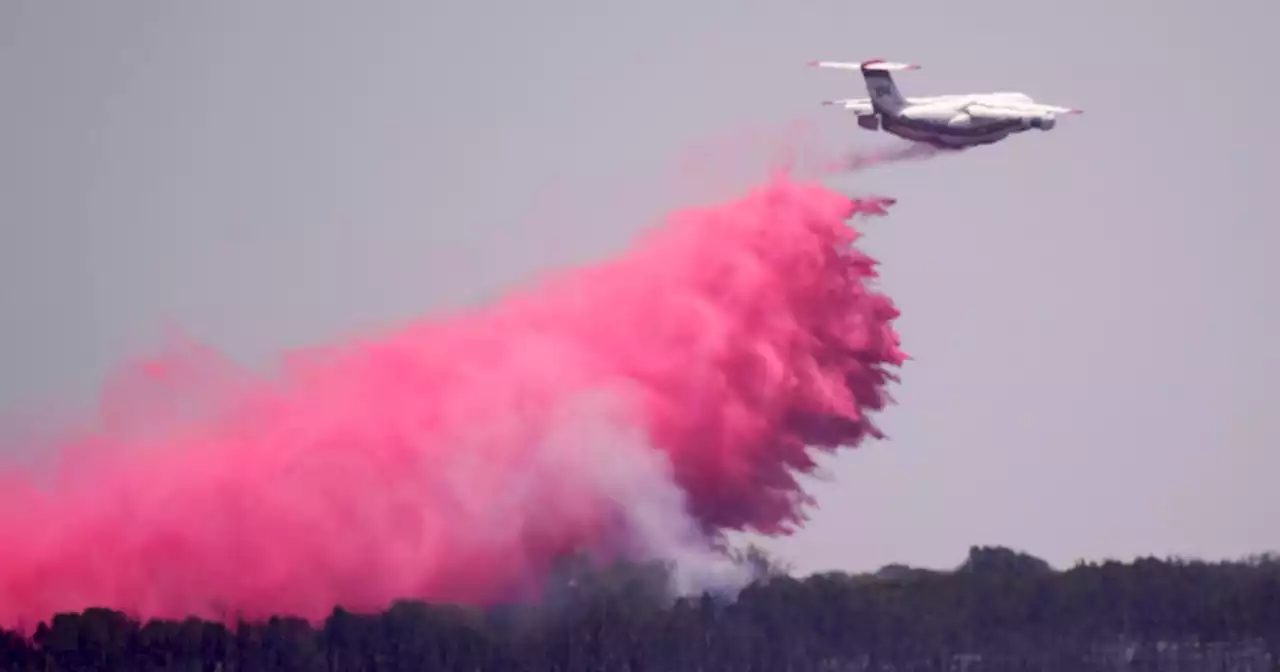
[{"left": 1, "top": 0, "right": 1275, "bottom": 575}]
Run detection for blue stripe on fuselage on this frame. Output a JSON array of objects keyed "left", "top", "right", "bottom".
[
  {"left": 883, "top": 114, "right": 1023, "bottom": 138},
  {"left": 880, "top": 115, "right": 1024, "bottom": 147}
]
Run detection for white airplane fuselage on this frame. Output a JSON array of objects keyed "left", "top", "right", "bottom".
[
  {"left": 873, "top": 93, "right": 1050, "bottom": 149},
  {"left": 812, "top": 60, "right": 1081, "bottom": 149}
]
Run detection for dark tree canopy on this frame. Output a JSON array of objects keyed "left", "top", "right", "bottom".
[{"left": 2, "top": 546, "right": 1278, "bottom": 671}]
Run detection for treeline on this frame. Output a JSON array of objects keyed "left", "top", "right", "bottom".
[{"left": 2, "top": 546, "right": 1279, "bottom": 671}]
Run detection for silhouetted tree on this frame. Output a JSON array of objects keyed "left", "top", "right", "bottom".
[{"left": 3, "top": 546, "right": 1279, "bottom": 671}]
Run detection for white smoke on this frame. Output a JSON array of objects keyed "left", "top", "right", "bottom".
[
  {"left": 536, "top": 387, "right": 753, "bottom": 598},
  {"left": 832, "top": 140, "right": 953, "bottom": 173}
]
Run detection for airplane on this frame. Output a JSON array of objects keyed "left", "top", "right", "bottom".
[{"left": 808, "top": 59, "right": 1082, "bottom": 149}]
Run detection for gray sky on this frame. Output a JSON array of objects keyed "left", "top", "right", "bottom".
[{"left": 1, "top": 0, "right": 1275, "bottom": 575}]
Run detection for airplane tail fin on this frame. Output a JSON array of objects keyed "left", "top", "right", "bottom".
[{"left": 808, "top": 59, "right": 918, "bottom": 114}]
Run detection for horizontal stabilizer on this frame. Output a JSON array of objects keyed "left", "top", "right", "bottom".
[{"left": 808, "top": 59, "right": 920, "bottom": 72}]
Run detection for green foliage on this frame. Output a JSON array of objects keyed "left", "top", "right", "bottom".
[{"left": 2, "top": 547, "right": 1278, "bottom": 671}]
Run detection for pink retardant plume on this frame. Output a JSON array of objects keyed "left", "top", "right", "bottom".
[{"left": 0, "top": 173, "right": 906, "bottom": 630}]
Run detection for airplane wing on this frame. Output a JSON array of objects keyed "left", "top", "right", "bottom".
[
  {"left": 966, "top": 103, "right": 1083, "bottom": 119},
  {"left": 963, "top": 104, "right": 1028, "bottom": 120},
  {"left": 822, "top": 98, "right": 874, "bottom": 114},
  {"left": 1036, "top": 104, "right": 1084, "bottom": 115},
  {"left": 825, "top": 95, "right": 965, "bottom": 115}
]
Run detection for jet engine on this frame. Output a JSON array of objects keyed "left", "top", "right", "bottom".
[
  {"left": 857, "top": 115, "right": 880, "bottom": 131},
  {"left": 1027, "top": 116, "right": 1056, "bottom": 130}
]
